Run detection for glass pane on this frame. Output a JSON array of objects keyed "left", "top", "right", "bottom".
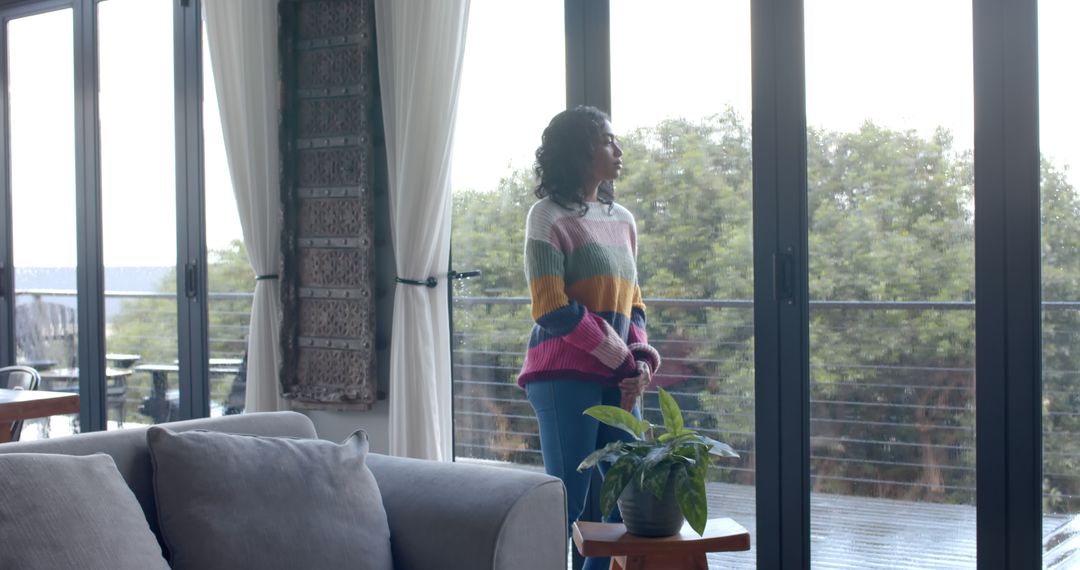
[
  {"left": 805, "top": 1, "right": 976, "bottom": 566},
  {"left": 613, "top": 2, "right": 755, "bottom": 568},
  {"left": 1040, "top": 1, "right": 1080, "bottom": 566},
  {"left": 449, "top": 0, "right": 563, "bottom": 461},
  {"left": 203, "top": 18, "right": 251, "bottom": 417},
  {"left": 98, "top": 0, "right": 178, "bottom": 428},
  {"left": 8, "top": 9, "right": 80, "bottom": 439}
]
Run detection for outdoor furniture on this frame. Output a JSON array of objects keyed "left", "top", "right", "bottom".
[
  {"left": 0, "top": 388, "right": 79, "bottom": 443},
  {"left": 135, "top": 358, "right": 246, "bottom": 422},
  {"left": 573, "top": 518, "right": 750, "bottom": 570},
  {"left": 105, "top": 353, "right": 142, "bottom": 369},
  {"left": 17, "top": 359, "right": 57, "bottom": 372},
  {"left": 38, "top": 367, "right": 133, "bottom": 427},
  {"left": 134, "top": 364, "right": 179, "bottom": 423},
  {"left": 0, "top": 366, "right": 42, "bottom": 441}
]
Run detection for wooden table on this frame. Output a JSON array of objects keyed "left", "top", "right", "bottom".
[
  {"left": 573, "top": 518, "right": 750, "bottom": 570},
  {"left": 0, "top": 388, "right": 80, "bottom": 443},
  {"left": 38, "top": 367, "right": 133, "bottom": 400}
]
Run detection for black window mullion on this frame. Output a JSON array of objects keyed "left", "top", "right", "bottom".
[
  {"left": 752, "top": 0, "right": 810, "bottom": 567},
  {"left": 973, "top": 0, "right": 1042, "bottom": 567},
  {"left": 563, "top": 0, "right": 609, "bottom": 113},
  {"left": 563, "top": 4, "right": 613, "bottom": 568},
  {"left": 0, "top": 12, "right": 12, "bottom": 367},
  {"left": 174, "top": 0, "right": 208, "bottom": 420},
  {"left": 74, "top": 0, "right": 105, "bottom": 431}
]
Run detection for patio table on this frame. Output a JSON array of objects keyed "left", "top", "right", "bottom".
[{"left": 0, "top": 388, "right": 79, "bottom": 443}]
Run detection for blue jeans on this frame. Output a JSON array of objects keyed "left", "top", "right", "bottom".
[{"left": 526, "top": 380, "right": 639, "bottom": 570}]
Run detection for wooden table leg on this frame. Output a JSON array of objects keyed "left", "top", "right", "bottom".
[{"left": 611, "top": 552, "right": 710, "bottom": 570}]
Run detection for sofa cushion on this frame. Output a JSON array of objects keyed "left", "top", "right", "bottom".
[
  {"left": 0, "top": 453, "right": 171, "bottom": 570},
  {"left": 146, "top": 427, "right": 392, "bottom": 570}
]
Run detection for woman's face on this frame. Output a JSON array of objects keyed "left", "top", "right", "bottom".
[{"left": 589, "top": 119, "right": 623, "bottom": 184}]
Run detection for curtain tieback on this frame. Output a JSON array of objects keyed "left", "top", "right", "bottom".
[
  {"left": 396, "top": 276, "right": 439, "bottom": 288},
  {"left": 255, "top": 274, "right": 279, "bottom": 281},
  {"left": 396, "top": 270, "right": 481, "bottom": 288}
]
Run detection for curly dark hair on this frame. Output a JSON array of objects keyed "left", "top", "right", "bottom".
[{"left": 533, "top": 105, "right": 615, "bottom": 215}]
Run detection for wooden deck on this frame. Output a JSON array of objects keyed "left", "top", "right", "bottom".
[
  {"left": 462, "top": 459, "right": 1073, "bottom": 568},
  {"left": 705, "top": 482, "right": 1070, "bottom": 569}
]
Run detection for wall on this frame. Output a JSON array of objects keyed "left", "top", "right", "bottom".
[{"left": 302, "top": 400, "right": 389, "bottom": 453}]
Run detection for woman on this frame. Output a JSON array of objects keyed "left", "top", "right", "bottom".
[{"left": 518, "top": 106, "right": 661, "bottom": 570}]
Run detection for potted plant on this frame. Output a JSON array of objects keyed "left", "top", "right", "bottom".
[{"left": 576, "top": 387, "right": 739, "bottom": 537}]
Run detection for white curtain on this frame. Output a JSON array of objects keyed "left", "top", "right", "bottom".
[
  {"left": 205, "top": 1, "right": 283, "bottom": 413},
  {"left": 375, "top": 0, "right": 470, "bottom": 460}
]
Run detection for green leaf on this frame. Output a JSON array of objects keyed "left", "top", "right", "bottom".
[
  {"left": 583, "top": 405, "right": 650, "bottom": 439},
  {"left": 657, "top": 387, "right": 685, "bottom": 436},
  {"left": 691, "top": 446, "right": 710, "bottom": 482},
  {"left": 703, "top": 436, "right": 740, "bottom": 458},
  {"left": 641, "top": 444, "right": 671, "bottom": 469},
  {"left": 576, "top": 441, "right": 626, "bottom": 472},
  {"left": 642, "top": 462, "right": 673, "bottom": 500},
  {"left": 670, "top": 452, "right": 697, "bottom": 466},
  {"left": 674, "top": 463, "right": 708, "bottom": 536},
  {"left": 599, "top": 455, "right": 640, "bottom": 517}
]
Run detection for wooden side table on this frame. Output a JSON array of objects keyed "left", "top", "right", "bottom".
[{"left": 573, "top": 518, "right": 750, "bottom": 570}]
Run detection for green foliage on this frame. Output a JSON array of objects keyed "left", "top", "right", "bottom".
[
  {"left": 577, "top": 388, "right": 739, "bottom": 536},
  {"left": 450, "top": 108, "right": 1080, "bottom": 515},
  {"left": 107, "top": 240, "right": 254, "bottom": 419},
  {"left": 110, "top": 240, "right": 253, "bottom": 363}
]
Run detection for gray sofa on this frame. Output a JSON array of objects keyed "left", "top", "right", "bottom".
[{"left": 0, "top": 411, "right": 567, "bottom": 569}]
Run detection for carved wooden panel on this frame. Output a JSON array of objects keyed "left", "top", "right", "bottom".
[
  {"left": 296, "top": 147, "right": 369, "bottom": 187},
  {"left": 280, "top": 0, "right": 377, "bottom": 410}
]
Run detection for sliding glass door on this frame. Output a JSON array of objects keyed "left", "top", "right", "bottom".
[
  {"left": 1040, "top": 1, "right": 1080, "bottom": 567},
  {"left": 448, "top": 1, "right": 1048, "bottom": 567},
  {"left": 611, "top": 2, "right": 756, "bottom": 567},
  {"left": 98, "top": 0, "right": 178, "bottom": 429},
  {"left": 5, "top": 7, "right": 80, "bottom": 436},
  {"left": 448, "top": 0, "right": 565, "bottom": 464},
  {"left": 804, "top": 1, "right": 977, "bottom": 565},
  {"left": 0, "top": 0, "right": 227, "bottom": 433}
]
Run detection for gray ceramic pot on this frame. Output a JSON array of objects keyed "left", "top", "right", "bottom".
[{"left": 616, "top": 474, "right": 685, "bottom": 537}]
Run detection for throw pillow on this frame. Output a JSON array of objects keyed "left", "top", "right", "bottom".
[
  {"left": 146, "top": 426, "right": 393, "bottom": 570},
  {"left": 0, "top": 453, "right": 171, "bottom": 570}
]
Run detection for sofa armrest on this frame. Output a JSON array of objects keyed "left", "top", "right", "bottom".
[{"left": 366, "top": 454, "right": 566, "bottom": 570}]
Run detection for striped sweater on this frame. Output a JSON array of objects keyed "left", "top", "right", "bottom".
[{"left": 517, "top": 198, "right": 661, "bottom": 388}]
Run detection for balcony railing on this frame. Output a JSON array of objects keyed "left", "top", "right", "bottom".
[
  {"left": 451, "top": 295, "right": 1080, "bottom": 568},
  {"left": 15, "top": 288, "right": 1079, "bottom": 511},
  {"left": 13, "top": 288, "right": 251, "bottom": 427}
]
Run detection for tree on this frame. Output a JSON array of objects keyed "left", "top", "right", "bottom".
[
  {"left": 450, "top": 110, "right": 1080, "bottom": 513},
  {"left": 107, "top": 240, "right": 254, "bottom": 420}
]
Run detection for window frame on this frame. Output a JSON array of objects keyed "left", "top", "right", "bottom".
[
  {"left": 562, "top": 0, "right": 1042, "bottom": 567},
  {"left": 0, "top": 0, "right": 212, "bottom": 430},
  {"left": 3, "top": 0, "right": 1048, "bottom": 565}
]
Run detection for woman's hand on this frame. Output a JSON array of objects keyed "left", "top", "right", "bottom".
[{"left": 619, "top": 361, "right": 651, "bottom": 411}]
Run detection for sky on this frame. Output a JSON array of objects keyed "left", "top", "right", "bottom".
[
  {"left": 5, "top": 0, "right": 1078, "bottom": 268},
  {"left": 454, "top": 0, "right": 1078, "bottom": 195},
  {"left": 7, "top": 0, "right": 239, "bottom": 270}
]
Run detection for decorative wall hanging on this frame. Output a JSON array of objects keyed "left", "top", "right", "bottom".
[{"left": 279, "top": 0, "right": 378, "bottom": 410}]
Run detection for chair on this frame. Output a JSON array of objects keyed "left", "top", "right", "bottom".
[
  {"left": 223, "top": 353, "right": 248, "bottom": 415},
  {"left": 0, "top": 365, "right": 42, "bottom": 441}
]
